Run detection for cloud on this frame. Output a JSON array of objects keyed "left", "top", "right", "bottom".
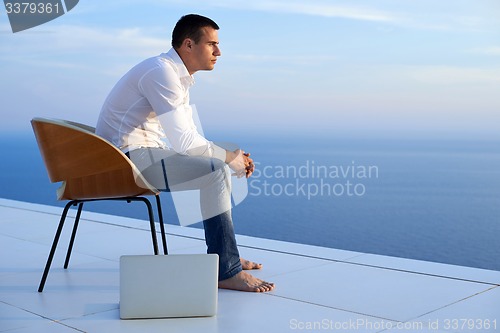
[
  {"left": 161, "top": 0, "right": 398, "bottom": 23},
  {"left": 237, "top": 1, "right": 395, "bottom": 22},
  {"left": 231, "top": 54, "right": 336, "bottom": 66},
  {"left": 468, "top": 46, "right": 500, "bottom": 56},
  {"left": 0, "top": 24, "right": 167, "bottom": 63},
  {"left": 154, "top": 0, "right": 498, "bottom": 32},
  {"left": 0, "top": 24, "right": 171, "bottom": 130},
  {"left": 405, "top": 65, "right": 500, "bottom": 85}
]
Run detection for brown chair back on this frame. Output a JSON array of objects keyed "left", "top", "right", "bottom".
[{"left": 31, "top": 118, "right": 157, "bottom": 200}]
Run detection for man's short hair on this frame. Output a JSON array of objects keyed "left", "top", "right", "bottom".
[{"left": 172, "top": 14, "right": 219, "bottom": 49}]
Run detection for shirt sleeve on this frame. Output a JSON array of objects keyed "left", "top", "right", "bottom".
[{"left": 138, "top": 65, "right": 226, "bottom": 162}]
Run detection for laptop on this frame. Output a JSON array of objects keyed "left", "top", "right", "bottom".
[{"left": 119, "top": 254, "right": 219, "bottom": 319}]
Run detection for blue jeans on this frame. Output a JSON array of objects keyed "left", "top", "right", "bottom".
[{"left": 127, "top": 148, "right": 242, "bottom": 281}]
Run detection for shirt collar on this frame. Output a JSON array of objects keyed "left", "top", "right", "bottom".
[{"left": 164, "top": 48, "right": 195, "bottom": 87}]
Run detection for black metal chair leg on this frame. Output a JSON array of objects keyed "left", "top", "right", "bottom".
[
  {"left": 64, "top": 202, "right": 84, "bottom": 269},
  {"left": 138, "top": 198, "right": 159, "bottom": 255},
  {"left": 38, "top": 200, "right": 76, "bottom": 292},
  {"left": 155, "top": 195, "right": 168, "bottom": 255}
]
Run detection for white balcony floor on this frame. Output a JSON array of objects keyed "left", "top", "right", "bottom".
[{"left": 0, "top": 198, "right": 499, "bottom": 333}]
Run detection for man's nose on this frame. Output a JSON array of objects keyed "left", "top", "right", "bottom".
[{"left": 214, "top": 45, "right": 221, "bottom": 56}]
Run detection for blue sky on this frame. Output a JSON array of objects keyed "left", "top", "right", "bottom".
[{"left": 1, "top": 0, "right": 499, "bottom": 139}]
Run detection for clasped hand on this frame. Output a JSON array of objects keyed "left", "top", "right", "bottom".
[{"left": 227, "top": 149, "right": 255, "bottom": 178}]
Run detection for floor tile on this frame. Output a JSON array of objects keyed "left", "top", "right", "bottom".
[
  {"left": 173, "top": 244, "right": 334, "bottom": 280},
  {"left": 0, "top": 234, "right": 104, "bottom": 277},
  {"left": 0, "top": 260, "right": 120, "bottom": 321},
  {"left": 349, "top": 253, "right": 500, "bottom": 285},
  {"left": 0, "top": 302, "right": 50, "bottom": 332},
  {"left": 235, "top": 234, "right": 365, "bottom": 262},
  {"left": 269, "top": 261, "right": 491, "bottom": 322},
  {"left": 60, "top": 290, "right": 392, "bottom": 333},
  {"left": 5, "top": 320, "right": 80, "bottom": 333},
  {"left": 33, "top": 222, "right": 204, "bottom": 262},
  {"left": 0, "top": 208, "right": 61, "bottom": 241},
  {"left": 406, "top": 286, "right": 500, "bottom": 332}
]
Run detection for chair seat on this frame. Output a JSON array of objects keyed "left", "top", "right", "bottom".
[{"left": 58, "top": 171, "right": 155, "bottom": 200}]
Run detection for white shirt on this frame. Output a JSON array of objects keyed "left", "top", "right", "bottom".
[{"left": 96, "top": 48, "right": 226, "bottom": 162}]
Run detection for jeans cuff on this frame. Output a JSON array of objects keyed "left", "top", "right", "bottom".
[{"left": 219, "top": 261, "right": 242, "bottom": 281}]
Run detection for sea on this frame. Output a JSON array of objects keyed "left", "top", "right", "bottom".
[{"left": 1, "top": 132, "right": 499, "bottom": 271}]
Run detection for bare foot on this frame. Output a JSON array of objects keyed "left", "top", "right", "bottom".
[
  {"left": 240, "top": 258, "right": 262, "bottom": 270},
  {"left": 218, "top": 271, "right": 275, "bottom": 292}
]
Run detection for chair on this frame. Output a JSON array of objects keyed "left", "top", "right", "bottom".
[{"left": 31, "top": 117, "right": 168, "bottom": 292}]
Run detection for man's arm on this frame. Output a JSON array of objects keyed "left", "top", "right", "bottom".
[{"left": 139, "top": 66, "right": 226, "bottom": 161}]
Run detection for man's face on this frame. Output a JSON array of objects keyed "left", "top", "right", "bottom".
[{"left": 189, "top": 27, "right": 221, "bottom": 73}]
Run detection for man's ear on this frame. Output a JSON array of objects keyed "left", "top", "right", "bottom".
[{"left": 182, "top": 38, "right": 193, "bottom": 51}]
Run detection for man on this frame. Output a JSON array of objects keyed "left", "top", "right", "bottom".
[{"left": 96, "top": 14, "right": 274, "bottom": 292}]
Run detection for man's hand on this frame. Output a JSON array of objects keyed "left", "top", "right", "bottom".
[
  {"left": 243, "top": 152, "right": 255, "bottom": 178},
  {"left": 226, "top": 149, "right": 255, "bottom": 178}
]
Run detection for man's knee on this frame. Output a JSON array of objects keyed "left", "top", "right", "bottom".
[{"left": 211, "top": 158, "right": 226, "bottom": 171}]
